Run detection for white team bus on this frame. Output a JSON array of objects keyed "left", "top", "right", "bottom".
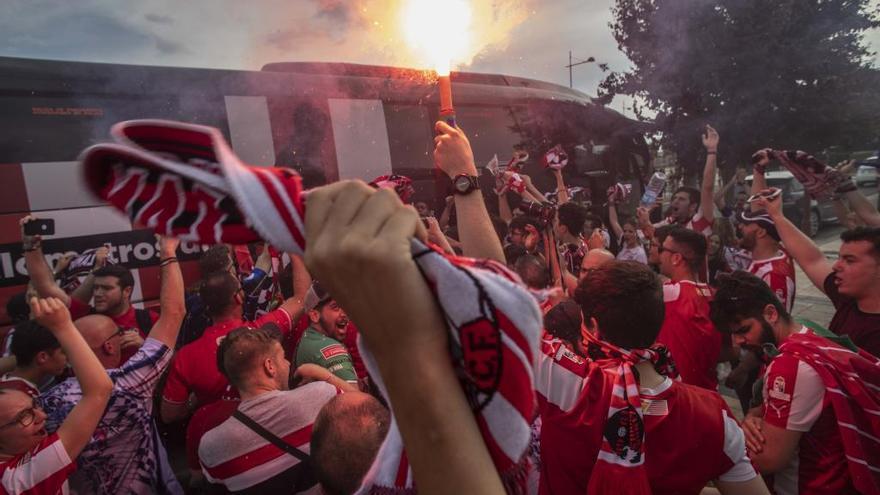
[{"left": 0, "top": 56, "right": 651, "bottom": 327}]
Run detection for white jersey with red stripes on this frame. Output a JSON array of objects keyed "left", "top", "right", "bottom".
[
  {"left": 654, "top": 206, "right": 714, "bottom": 237},
  {"left": 748, "top": 250, "right": 796, "bottom": 313},
  {"left": 199, "top": 383, "right": 339, "bottom": 493},
  {"left": 0, "top": 433, "right": 74, "bottom": 495}
]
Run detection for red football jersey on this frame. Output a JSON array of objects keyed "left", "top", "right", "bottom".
[
  {"left": 748, "top": 251, "right": 796, "bottom": 313},
  {"left": 536, "top": 335, "right": 756, "bottom": 494},
  {"left": 762, "top": 328, "right": 857, "bottom": 494},
  {"left": 163, "top": 308, "right": 292, "bottom": 406},
  {"left": 656, "top": 280, "right": 720, "bottom": 390}
]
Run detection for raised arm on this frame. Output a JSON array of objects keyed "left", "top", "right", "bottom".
[
  {"left": 434, "top": 121, "right": 505, "bottom": 264},
  {"left": 20, "top": 216, "right": 69, "bottom": 304},
  {"left": 277, "top": 254, "right": 311, "bottom": 321},
  {"left": 636, "top": 206, "right": 656, "bottom": 240},
  {"left": 751, "top": 151, "right": 771, "bottom": 195},
  {"left": 700, "top": 125, "right": 719, "bottom": 223},
  {"left": 753, "top": 192, "right": 833, "bottom": 291},
  {"left": 305, "top": 181, "right": 505, "bottom": 494},
  {"left": 843, "top": 188, "right": 880, "bottom": 227},
  {"left": 438, "top": 195, "right": 454, "bottom": 231},
  {"left": 608, "top": 202, "right": 624, "bottom": 239},
  {"left": 552, "top": 168, "right": 570, "bottom": 205},
  {"left": 31, "top": 297, "right": 112, "bottom": 460},
  {"left": 69, "top": 245, "right": 111, "bottom": 305},
  {"left": 147, "top": 236, "right": 186, "bottom": 348},
  {"left": 496, "top": 189, "right": 513, "bottom": 225}
]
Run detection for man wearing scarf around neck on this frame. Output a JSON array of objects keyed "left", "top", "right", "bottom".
[{"left": 536, "top": 260, "right": 769, "bottom": 495}]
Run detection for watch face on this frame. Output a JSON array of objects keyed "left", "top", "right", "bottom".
[{"left": 454, "top": 176, "right": 471, "bottom": 193}]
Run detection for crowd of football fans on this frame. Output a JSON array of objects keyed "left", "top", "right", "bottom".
[{"left": 1, "top": 119, "right": 879, "bottom": 495}]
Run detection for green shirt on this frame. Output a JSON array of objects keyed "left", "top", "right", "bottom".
[{"left": 295, "top": 327, "right": 358, "bottom": 383}]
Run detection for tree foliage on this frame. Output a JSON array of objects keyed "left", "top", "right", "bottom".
[{"left": 601, "top": 0, "right": 880, "bottom": 176}]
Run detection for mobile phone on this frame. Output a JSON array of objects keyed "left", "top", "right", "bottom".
[
  {"left": 747, "top": 188, "right": 781, "bottom": 203},
  {"left": 24, "top": 218, "right": 55, "bottom": 236}
]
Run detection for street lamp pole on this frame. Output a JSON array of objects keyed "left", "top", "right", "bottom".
[{"left": 565, "top": 51, "right": 596, "bottom": 89}]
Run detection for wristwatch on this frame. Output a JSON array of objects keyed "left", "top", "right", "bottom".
[{"left": 452, "top": 174, "right": 480, "bottom": 195}]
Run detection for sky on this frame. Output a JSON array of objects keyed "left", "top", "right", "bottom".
[{"left": 1, "top": 0, "right": 878, "bottom": 118}]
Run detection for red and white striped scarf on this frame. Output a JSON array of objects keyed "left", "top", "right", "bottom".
[
  {"left": 777, "top": 331, "right": 880, "bottom": 494},
  {"left": 581, "top": 330, "right": 679, "bottom": 495},
  {"left": 79, "top": 119, "right": 542, "bottom": 494},
  {"left": 752, "top": 149, "right": 855, "bottom": 201}
]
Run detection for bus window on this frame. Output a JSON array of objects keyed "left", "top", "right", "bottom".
[
  {"left": 267, "top": 98, "right": 335, "bottom": 187},
  {"left": 384, "top": 103, "right": 434, "bottom": 170},
  {"left": 454, "top": 105, "right": 526, "bottom": 167}
]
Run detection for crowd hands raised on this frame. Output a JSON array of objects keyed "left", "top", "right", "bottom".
[{"left": 1, "top": 118, "right": 879, "bottom": 495}]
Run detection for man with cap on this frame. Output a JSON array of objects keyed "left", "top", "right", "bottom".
[
  {"left": 294, "top": 281, "right": 359, "bottom": 386},
  {"left": 738, "top": 210, "right": 797, "bottom": 312}
]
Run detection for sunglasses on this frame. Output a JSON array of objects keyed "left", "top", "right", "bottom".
[
  {"left": 658, "top": 244, "right": 691, "bottom": 261},
  {"left": 0, "top": 398, "right": 42, "bottom": 429},
  {"left": 101, "top": 326, "right": 129, "bottom": 346}
]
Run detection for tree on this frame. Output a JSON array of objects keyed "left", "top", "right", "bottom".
[{"left": 601, "top": 0, "right": 880, "bottom": 180}]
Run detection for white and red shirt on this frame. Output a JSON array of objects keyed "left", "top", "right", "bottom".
[
  {"left": 654, "top": 207, "right": 714, "bottom": 237},
  {"left": 163, "top": 307, "right": 293, "bottom": 406},
  {"left": 656, "top": 280, "right": 720, "bottom": 390},
  {"left": 0, "top": 375, "right": 40, "bottom": 399},
  {"left": 535, "top": 336, "right": 756, "bottom": 494},
  {"left": 0, "top": 433, "right": 74, "bottom": 495},
  {"left": 762, "top": 328, "right": 856, "bottom": 495},
  {"left": 748, "top": 251, "right": 796, "bottom": 313},
  {"left": 199, "top": 383, "right": 339, "bottom": 493}
]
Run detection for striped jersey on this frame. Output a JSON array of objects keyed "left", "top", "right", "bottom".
[
  {"left": 199, "top": 383, "right": 339, "bottom": 493},
  {"left": 748, "top": 251, "right": 796, "bottom": 313}
]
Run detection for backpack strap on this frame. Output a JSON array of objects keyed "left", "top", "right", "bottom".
[
  {"left": 232, "top": 410, "right": 311, "bottom": 462},
  {"left": 134, "top": 308, "right": 154, "bottom": 335}
]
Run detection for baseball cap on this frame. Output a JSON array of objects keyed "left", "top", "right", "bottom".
[
  {"left": 737, "top": 210, "right": 781, "bottom": 242},
  {"left": 303, "top": 281, "right": 332, "bottom": 312}
]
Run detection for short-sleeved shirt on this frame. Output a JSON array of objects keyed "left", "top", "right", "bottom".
[
  {"left": 294, "top": 328, "right": 358, "bottom": 384},
  {"left": 748, "top": 251, "right": 796, "bottom": 313},
  {"left": 186, "top": 400, "right": 238, "bottom": 471},
  {"left": 163, "top": 307, "right": 293, "bottom": 406},
  {"left": 536, "top": 336, "right": 756, "bottom": 494},
  {"left": 199, "top": 383, "right": 339, "bottom": 493},
  {"left": 762, "top": 328, "right": 856, "bottom": 494},
  {"left": 653, "top": 207, "right": 714, "bottom": 237},
  {"left": 824, "top": 273, "right": 880, "bottom": 357},
  {"left": 68, "top": 299, "right": 158, "bottom": 336},
  {"left": 42, "top": 338, "right": 183, "bottom": 495},
  {"left": 616, "top": 244, "right": 648, "bottom": 264},
  {"left": 0, "top": 432, "right": 75, "bottom": 495},
  {"left": 656, "top": 280, "right": 720, "bottom": 390}
]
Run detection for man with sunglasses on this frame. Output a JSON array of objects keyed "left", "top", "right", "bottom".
[
  {"left": 737, "top": 210, "right": 796, "bottom": 313},
  {"left": 0, "top": 297, "right": 112, "bottom": 495},
  {"left": 655, "top": 227, "right": 722, "bottom": 390}
]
